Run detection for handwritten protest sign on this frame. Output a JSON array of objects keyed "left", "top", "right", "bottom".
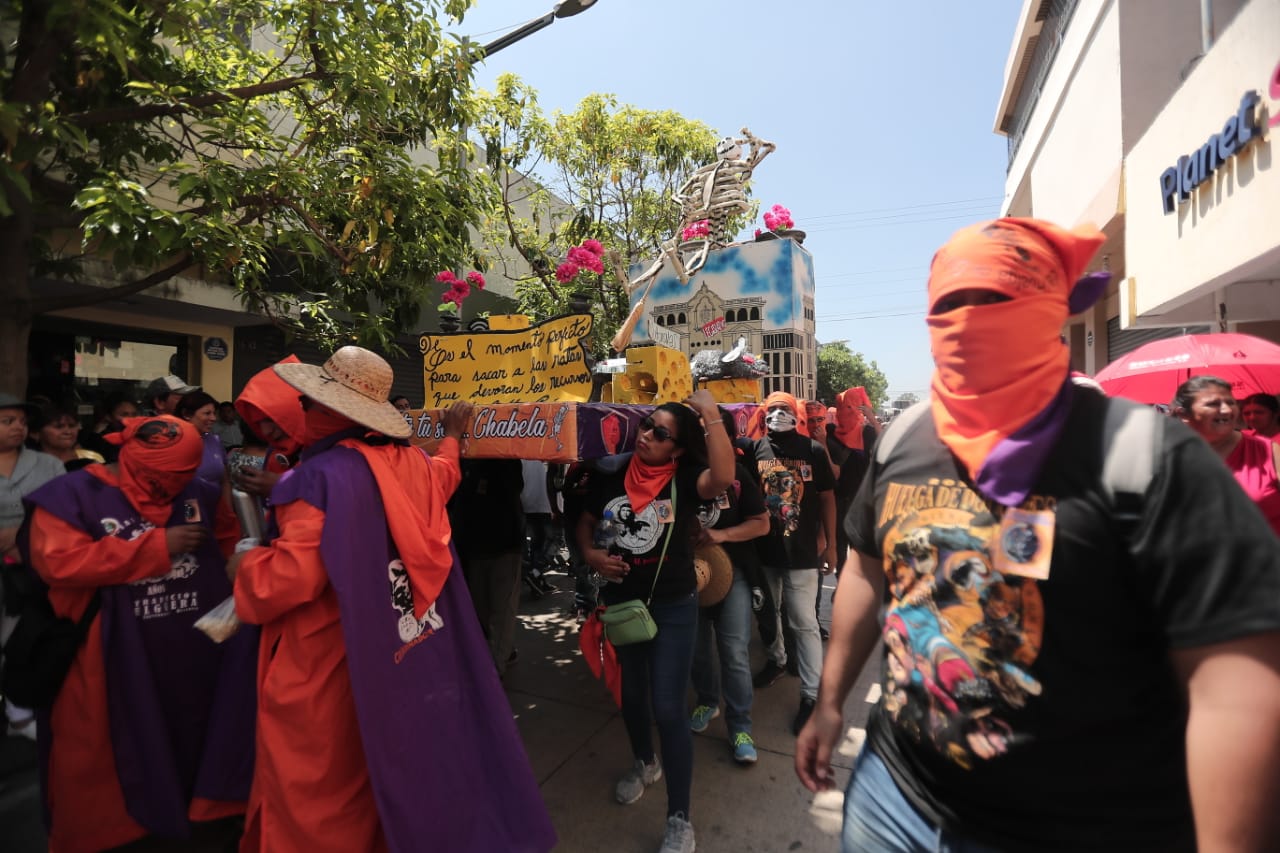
[{"left": 418, "top": 313, "right": 593, "bottom": 407}]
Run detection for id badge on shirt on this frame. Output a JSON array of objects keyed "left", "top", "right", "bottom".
[
  {"left": 992, "top": 507, "right": 1054, "bottom": 581},
  {"left": 799, "top": 464, "right": 813, "bottom": 482},
  {"left": 715, "top": 492, "right": 732, "bottom": 510},
  {"left": 653, "top": 499, "right": 674, "bottom": 524},
  {"left": 183, "top": 498, "right": 203, "bottom": 524}
]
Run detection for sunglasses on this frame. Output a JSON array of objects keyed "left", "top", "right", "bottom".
[{"left": 639, "top": 417, "right": 677, "bottom": 444}]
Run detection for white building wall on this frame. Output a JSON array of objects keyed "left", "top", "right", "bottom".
[{"left": 1122, "top": 0, "right": 1280, "bottom": 326}]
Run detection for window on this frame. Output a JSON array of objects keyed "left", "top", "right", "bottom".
[
  {"left": 750, "top": 307, "right": 760, "bottom": 321},
  {"left": 667, "top": 313, "right": 676, "bottom": 326},
  {"left": 783, "top": 351, "right": 791, "bottom": 375},
  {"left": 655, "top": 315, "right": 664, "bottom": 326},
  {"left": 678, "top": 312, "right": 686, "bottom": 324}
]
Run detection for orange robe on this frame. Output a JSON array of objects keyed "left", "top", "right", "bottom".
[
  {"left": 29, "top": 474, "right": 242, "bottom": 853},
  {"left": 234, "top": 439, "right": 461, "bottom": 853}
]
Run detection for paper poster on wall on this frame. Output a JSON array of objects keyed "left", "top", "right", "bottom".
[{"left": 417, "top": 313, "right": 593, "bottom": 407}]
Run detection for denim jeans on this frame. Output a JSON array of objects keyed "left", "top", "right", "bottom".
[
  {"left": 615, "top": 591, "right": 698, "bottom": 817},
  {"left": 691, "top": 570, "right": 753, "bottom": 734},
  {"left": 843, "top": 747, "right": 1001, "bottom": 853},
  {"left": 763, "top": 565, "right": 823, "bottom": 700}
]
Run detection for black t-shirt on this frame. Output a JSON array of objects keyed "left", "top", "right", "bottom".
[
  {"left": 696, "top": 461, "right": 768, "bottom": 573},
  {"left": 448, "top": 459, "right": 525, "bottom": 557},
  {"left": 585, "top": 460, "right": 705, "bottom": 606},
  {"left": 749, "top": 431, "right": 836, "bottom": 569},
  {"left": 844, "top": 392, "right": 1280, "bottom": 852}
]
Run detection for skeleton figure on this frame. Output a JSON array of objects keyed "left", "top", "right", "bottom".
[{"left": 612, "top": 128, "right": 776, "bottom": 353}]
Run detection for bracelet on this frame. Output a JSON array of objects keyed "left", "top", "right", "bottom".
[{"left": 703, "top": 419, "right": 723, "bottom": 429}]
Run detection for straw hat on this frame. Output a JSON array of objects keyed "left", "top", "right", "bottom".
[
  {"left": 694, "top": 544, "right": 733, "bottom": 607},
  {"left": 274, "top": 346, "right": 412, "bottom": 439}
]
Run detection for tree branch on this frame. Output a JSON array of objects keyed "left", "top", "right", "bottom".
[
  {"left": 30, "top": 252, "right": 195, "bottom": 314},
  {"left": 66, "top": 72, "right": 325, "bottom": 129}
]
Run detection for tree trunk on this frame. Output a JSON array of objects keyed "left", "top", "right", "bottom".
[
  {"left": 0, "top": 303, "right": 32, "bottom": 398},
  {"left": 0, "top": 184, "right": 34, "bottom": 398}
]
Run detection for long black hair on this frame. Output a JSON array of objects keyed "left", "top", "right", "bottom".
[
  {"left": 655, "top": 402, "right": 708, "bottom": 468},
  {"left": 1171, "top": 375, "right": 1232, "bottom": 414}
]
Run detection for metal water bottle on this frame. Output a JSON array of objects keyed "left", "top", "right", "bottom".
[{"left": 231, "top": 488, "right": 265, "bottom": 541}]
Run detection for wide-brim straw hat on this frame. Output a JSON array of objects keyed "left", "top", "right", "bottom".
[
  {"left": 274, "top": 346, "right": 412, "bottom": 439},
  {"left": 694, "top": 544, "right": 734, "bottom": 607}
]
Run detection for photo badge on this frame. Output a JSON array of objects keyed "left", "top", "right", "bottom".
[{"left": 992, "top": 507, "right": 1055, "bottom": 581}]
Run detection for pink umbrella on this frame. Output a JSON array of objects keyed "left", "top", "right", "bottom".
[{"left": 1094, "top": 333, "right": 1280, "bottom": 404}]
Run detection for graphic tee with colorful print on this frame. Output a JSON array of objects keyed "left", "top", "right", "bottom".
[
  {"left": 844, "top": 392, "right": 1280, "bottom": 852},
  {"left": 748, "top": 432, "right": 835, "bottom": 569}
]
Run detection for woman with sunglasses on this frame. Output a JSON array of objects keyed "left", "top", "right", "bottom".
[{"left": 578, "top": 390, "right": 734, "bottom": 853}]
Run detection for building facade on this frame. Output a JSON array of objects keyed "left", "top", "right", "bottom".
[{"left": 994, "top": 0, "right": 1278, "bottom": 374}]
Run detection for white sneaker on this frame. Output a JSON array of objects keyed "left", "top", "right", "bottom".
[
  {"left": 659, "top": 813, "right": 695, "bottom": 853},
  {"left": 615, "top": 758, "right": 662, "bottom": 805}
]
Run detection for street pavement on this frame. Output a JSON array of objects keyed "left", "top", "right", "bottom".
[{"left": 0, "top": 573, "right": 880, "bottom": 853}]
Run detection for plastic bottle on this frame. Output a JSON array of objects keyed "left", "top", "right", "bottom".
[{"left": 592, "top": 510, "right": 625, "bottom": 584}]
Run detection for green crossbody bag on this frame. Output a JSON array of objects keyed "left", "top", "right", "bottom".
[{"left": 599, "top": 479, "right": 677, "bottom": 646}]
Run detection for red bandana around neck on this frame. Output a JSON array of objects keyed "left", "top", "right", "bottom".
[{"left": 624, "top": 456, "right": 678, "bottom": 514}]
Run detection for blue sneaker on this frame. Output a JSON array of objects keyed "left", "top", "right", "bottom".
[
  {"left": 689, "top": 704, "right": 720, "bottom": 733},
  {"left": 732, "top": 731, "right": 758, "bottom": 764}
]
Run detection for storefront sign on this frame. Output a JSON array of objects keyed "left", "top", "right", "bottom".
[
  {"left": 417, "top": 313, "right": 592, "bottom": 407},
  {"left": 203, "top": 337, "right": 228, "bottom": 361},
  {"left": 1159, "top": 90, "right": 1262, "bottom": 214}
]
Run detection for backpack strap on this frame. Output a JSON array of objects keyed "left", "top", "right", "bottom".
[
  {"left": 874, "top": 402, "right": 932, "bottom": 465},
  {"left": 1100, "top": 399, "right": 1162, "bottom": 519}
]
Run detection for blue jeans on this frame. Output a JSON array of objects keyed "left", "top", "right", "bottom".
[
  {"left": 615, "top": 592, "right": 698, "bottom": 817},
  {"left": 763, "top": 565, "right": 823, "bottom": 700},
  {"left": 843, "top": 747, "right": 1000, "bottom": 853},
  {"left": 691, "top": 570, "right": 753, "bottom": 734}
]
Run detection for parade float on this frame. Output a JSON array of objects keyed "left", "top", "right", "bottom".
[{"left": 406, "top": 128, "right": 818, "bottom": 462}]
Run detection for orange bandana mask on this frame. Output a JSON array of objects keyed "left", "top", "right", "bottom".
[
  {"left": 927, "top": 218, "right": 1105, "bottom": 503},
  {"left": 834, "top": 387, "right": 872, "bottom": 450},
  {"left": 107, "top": 416, "right": 203, "bottom": 524}
]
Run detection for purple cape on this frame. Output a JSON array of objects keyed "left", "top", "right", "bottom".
[
  {"left": 24, "top": 471, "right": 256, "bottom": 837},
  {"left": 271, "top": 443, "right": 556, "bottom": 853}
]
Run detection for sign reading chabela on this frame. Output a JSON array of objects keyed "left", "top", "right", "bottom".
[{"left": 418, "top": 313, "right": 593, "bottom": 407}]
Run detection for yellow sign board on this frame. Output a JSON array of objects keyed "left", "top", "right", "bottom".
[{"left": 418, "top": 313, "right": 593, "bottom": 407}]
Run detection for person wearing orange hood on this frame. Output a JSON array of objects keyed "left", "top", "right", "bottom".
[
  {"left": 231, "top": 356, "right": 308, "bottom": 498},
  {"left": 229, "top": 346, "right": 554, "bottom": 853},
  {"left": 20, "top": 415, "right": 254, "bottom": 853},
  {"left": 742, "top": 390, "right": 837, "bottom": 736},
  {"left": 796, "top": 218, "right": 1280, "bottom": 852}
]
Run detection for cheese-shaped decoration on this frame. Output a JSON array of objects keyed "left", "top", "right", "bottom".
[
  {"left": 612, "top": 345, "right": 693, "bottom": 405},
  {"left": 704, "top": 377, "right": 762, "bottom": 404}
]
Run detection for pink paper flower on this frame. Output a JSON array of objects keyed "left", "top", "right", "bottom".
[
  {"left": 466, "top": 271, "right": 486, "bottom": 290},
  {"left": 555, "top": 261, "right": 580, "bottom": 283},
  {"left": 581, "top": 239, "right": 604, "bottom": 256}
]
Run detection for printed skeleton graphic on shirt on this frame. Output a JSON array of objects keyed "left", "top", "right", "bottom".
[
  {"left": 876, "top": 478, "right": 1047, "bottom": 769},
  {"left": 388, "top": 558, "right": 444, "bottom": 644}
]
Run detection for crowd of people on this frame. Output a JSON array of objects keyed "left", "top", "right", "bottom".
[{"left": 1, "top": 216, "right": 1279, "bottom": 853}]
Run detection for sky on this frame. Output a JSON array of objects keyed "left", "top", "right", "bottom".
[{"left": 454, "top": 0, "right": 1024, "bottom": 401}]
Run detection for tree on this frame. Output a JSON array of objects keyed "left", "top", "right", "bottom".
[
  {"left": 472, "top": 77, "right": 728, "bottom": 353},
  {"left": 1, "top": 0, "right": 489, "bottom": 395},
  {"left": 815, "top": 341, "right": 888, "bottom": 407}
]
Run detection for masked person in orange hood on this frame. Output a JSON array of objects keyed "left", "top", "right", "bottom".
[
  {"left": 797, "top": 218, "right": 1280, "bottom": 852},
  {"left": 229, "top": 347, "right": 554, "bottom": 853},
  {"left": 825, "top": 388, "right": 883, "bottom": 574},
  {"left": 20, "top": 416, "right": 254, "bottom": 853},
  {"left": 740, "top": 391, "right": 837, "bottom": 737},
  {"left": 232, "top": 356, "right": 307, "bottom": 498}
]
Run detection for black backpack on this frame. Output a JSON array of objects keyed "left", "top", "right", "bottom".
[{"left": 1, "top": 561, "right": 100, "bottom": 708}]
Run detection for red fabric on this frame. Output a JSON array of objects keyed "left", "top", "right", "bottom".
[
  {"left": 803, "top": 400, "right": 828, "bottom": 435},
  {"left": 578, "top": 610, "right": 622, "bottom": 707},
  {"left": 834, "top": 387, "right": 871, "bottom": 450},
  {"left": 303, "top": 408, "right": 357, "bottom": 447},
  {"left": 1227, "top": 432, "right": 1280, "bottom": 536},
  {"left": 927, "top": 218, "right": 1104, "bottom": 482},
  {"left": 106, "top": 416, "right": 203, "bottom": 524},
  {"left": 623, "top": 456, "right": 677, "bottom": 514},
  {"left": 338, "top": 438, "right": 462, "bottom": 618},
  {"left": 233, "top": 500, "right": 388, "bottom": 853},
  {"left": 28, "top": 504, "right": 238, "bottom": 853},
  {"left": 235, "top": 356, "right": 305, "bottom": 459}
]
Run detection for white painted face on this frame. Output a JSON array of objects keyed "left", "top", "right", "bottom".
[{"left": 716, "top": 137, "right": 741, "bottom": 160}]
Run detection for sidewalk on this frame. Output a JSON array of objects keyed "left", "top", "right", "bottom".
[
  {"left": 0, "top": 575, "right": 878, "bottom": 853},
  {"left": 506, "top": 574, "right": 878, "bottom": 853}
]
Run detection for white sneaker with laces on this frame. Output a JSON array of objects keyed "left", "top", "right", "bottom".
[{"left": 659, "top": 813, "right": 695, "bottom": 853}]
